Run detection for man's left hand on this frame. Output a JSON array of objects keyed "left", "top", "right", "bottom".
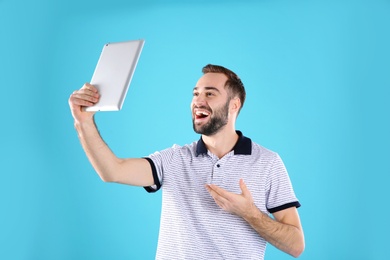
[{"left": 206, "top": 179, "right": 256, "bottom": 218}]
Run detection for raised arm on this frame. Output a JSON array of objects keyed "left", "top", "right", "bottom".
[{"left": 68, "top": 83, "right": 154, "bottom": 186}]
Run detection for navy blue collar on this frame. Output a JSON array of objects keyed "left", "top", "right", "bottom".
[{"left": 196, "top": 130, "right": 252, "bottom": 156}]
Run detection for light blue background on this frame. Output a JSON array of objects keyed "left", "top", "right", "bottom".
[{"left": 1, "top": 0, "right": 389, "bottom": 259}]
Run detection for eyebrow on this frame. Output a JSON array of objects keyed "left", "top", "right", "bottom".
[{"left": 193, "top": 86, "right": 221, "bottom": 93}]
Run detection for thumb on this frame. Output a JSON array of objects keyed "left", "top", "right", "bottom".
[{"left": 239, "top": 179, "right": 251, "bottom": 198}]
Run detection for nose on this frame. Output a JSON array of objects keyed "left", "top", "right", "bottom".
[{"left": 192, "top": 96, "right": 207, "bottom": 108}]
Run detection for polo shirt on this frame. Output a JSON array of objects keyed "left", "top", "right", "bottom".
[{"left": 145, "top": 131, "right": 300, "bottom": 260}]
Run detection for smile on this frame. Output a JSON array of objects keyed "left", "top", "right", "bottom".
[{"left": 194, "top": 109, "right": 211, "bottom": 120}]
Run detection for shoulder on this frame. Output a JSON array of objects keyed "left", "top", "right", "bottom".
[
  {"left": 151, "top": 141, "right": 198, "bottom": 158},
  {"left": 171, "top": 142, "right": 198, "bottom": 156},
  {"left": 251, "top": 141, "right": 279, "bottom": 160}
]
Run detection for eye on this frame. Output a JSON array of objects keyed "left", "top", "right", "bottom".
[
  {"left": 193, "top": 92, "right": 199, "bottom": 97},
  {"left": 206, "top": 92, "right": 214, "bottom": 97}
]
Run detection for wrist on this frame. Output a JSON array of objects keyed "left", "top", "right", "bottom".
[
  {"left": 242, "top": 203, "right": 262, "bottom": 222},
  {"left": 74, "top": 117, "right": 96, "bottom": 132}
]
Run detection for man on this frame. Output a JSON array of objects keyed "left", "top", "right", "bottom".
[{"left": 69, "top": 64, "right": 305, "bottom": 259}]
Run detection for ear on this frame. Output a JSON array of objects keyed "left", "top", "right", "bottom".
[{"left": 230, "top": 97, "right": 241, "bottom": 114}]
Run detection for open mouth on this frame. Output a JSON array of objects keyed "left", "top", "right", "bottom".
[{"left": 194, "top": 110, "right": 211, "bottom": 120}]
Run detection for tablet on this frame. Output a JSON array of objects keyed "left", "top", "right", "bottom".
[{"left": 85, "top": 39, "right": 145, "bottom": 111}]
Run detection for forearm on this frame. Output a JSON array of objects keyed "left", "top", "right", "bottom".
[
  {"left": 74, "top": 118, "right": 123, "bottom": 182},
  {"left": 243, "top": 207, "right": 304, "bottom": 258},
  {"left": 206, "top": 180, "right": 304, "bottom": 257},
  {"left": 69, "top": 84, "right": 154, "bottom": 186}
]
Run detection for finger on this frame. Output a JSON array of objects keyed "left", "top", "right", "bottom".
[
  {"left": 82, "top": 83, "right": 98, "bottom": 93},
  {"left": 70, "top": 97, "right": 94, "bottom": 107},
  {"left": 206, "top": 185, "right": 224, "bottom": 201},
  {"left": 239, "top": 179, "right": 250, "bottom": 197},
  {"left": 72, "top": 93, "right": 97, "bottom": 105},
  {"left": 206, "top": 185, "right": 230, "bottom": 209},
  {"left": 73, "top": 88, "right": 100, "bottom": 101},
  {"left": 69, "top": 92, "right": 98, "bottom": 107},
  {"left": 78, "top": 87, "right": 100, "bottom": 98},
  {"left": 208, "top": 184, "right": 235, "bottom": 201}
]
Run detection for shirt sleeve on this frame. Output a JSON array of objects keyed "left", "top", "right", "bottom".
[
  {"left": 266, "top": 153, "right": 301, "bottom": 213},
  {"left": 143, "top": 145, "right": 177, "bottom": 193}
]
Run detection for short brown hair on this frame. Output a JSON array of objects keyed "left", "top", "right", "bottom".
[{"left": 202, "top": 64, "right": 246, "bottom": 113}]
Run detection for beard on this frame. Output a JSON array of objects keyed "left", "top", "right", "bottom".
[{"left": 192, "top": 99, "right": 230, "bottom": 136}]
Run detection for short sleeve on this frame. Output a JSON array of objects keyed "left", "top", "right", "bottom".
[
  {"left": 143, "top": 145, "right": 177, "bottom": 193},
  {"left": 266, "top": 153, "right": 301, "bottom": 213}
]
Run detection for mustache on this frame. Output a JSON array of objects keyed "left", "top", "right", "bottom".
[{"left": 193, "top": 105, "right": 212, "bottom": 113}]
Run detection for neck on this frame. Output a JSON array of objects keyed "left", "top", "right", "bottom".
[{"left": 202, "top": 125, "right": 239, "bottom": 159}]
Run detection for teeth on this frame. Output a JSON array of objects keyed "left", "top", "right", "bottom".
[{"left": 196, "top": 111, "right": 210, "bottom": 116}]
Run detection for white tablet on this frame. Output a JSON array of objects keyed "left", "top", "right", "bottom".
[{"left": 85, "top": 39, "right": 145, "bottom": 111}]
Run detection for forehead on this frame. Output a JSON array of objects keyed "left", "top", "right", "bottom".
[{"left": 194, "top": 73, "right": 228, "bottom": 92}]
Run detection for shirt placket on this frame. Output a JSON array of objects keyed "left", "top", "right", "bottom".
[{"left": 207, "top": 152, "right": 232, "bottom": 186}]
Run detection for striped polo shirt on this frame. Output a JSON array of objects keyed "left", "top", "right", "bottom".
[{"left": 145, "top": 131, "right": 300, "bottom": 260}]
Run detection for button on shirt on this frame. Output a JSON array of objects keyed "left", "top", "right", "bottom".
[{"left": 145, "top": 131, "right": 300, "bottom": 260}]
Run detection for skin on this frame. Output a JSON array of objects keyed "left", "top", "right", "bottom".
[
  {"left": 68, "top": 84, "right": 154, "bottom": 186},
  {"left": 191, "top": 73, "right": 240, "bottom": 158},
  {"left": 68, "top": 72, "right": 305, "bottom": 257}
]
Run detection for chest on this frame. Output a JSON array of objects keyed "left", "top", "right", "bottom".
[{"left": 162, "top": 154, "right": 271, "bottom": 213}]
